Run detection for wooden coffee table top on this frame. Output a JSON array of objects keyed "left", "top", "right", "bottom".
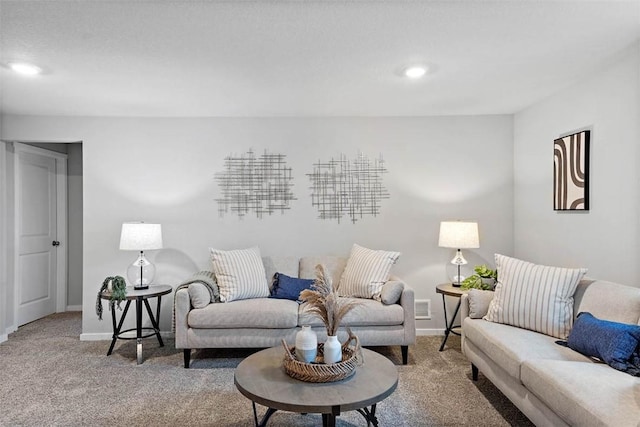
[{"left": 234, "top": 346, "right": 398, "bottom": 414}]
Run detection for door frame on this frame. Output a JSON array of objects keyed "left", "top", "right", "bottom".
[
  {"left": 0, "top": 142, "right": 7, "bottom": 342},
  {"left": 13, "top": 142, "right": 68, "bottom": 324}
]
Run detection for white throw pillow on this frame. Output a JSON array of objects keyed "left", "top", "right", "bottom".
[
  {"left": 338, "top": 244, "right": 401, "bottom": 300},
  {"left": 209, "top": 246, "right": 269, "bottom": 302},
  {"left": 483, "top": 254, "right": 587, "bottom": 339}
]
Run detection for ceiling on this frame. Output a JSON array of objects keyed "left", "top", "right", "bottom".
[{"left": 1, "top": 0, "right": 639, "bottom": 117}]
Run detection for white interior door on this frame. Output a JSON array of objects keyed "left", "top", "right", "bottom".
[{"left": 15, "top": 145, "right": 65, "bottom": 326}]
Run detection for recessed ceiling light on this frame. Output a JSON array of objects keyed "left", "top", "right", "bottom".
[
  {"left": 403, "top": 66, "right": 428, "bottom": 79},
  {"left": 9, "top": 62, "right": 42, "bottom": 76}
]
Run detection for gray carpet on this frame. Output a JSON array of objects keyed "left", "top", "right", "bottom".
[{"left": 0, "top": 312, "right": 533, "bottom": 426}]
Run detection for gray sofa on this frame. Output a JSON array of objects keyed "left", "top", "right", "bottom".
[
  {"left": 175, "top": 255, "right": 415, "bottom": 368},
  {"left": 461, "top": 278, "right": 640, "bottom": 426}
]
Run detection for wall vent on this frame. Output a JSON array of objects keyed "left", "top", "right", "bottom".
[{"left": 415, "top": 299, "right": 431, "bottom": 320}]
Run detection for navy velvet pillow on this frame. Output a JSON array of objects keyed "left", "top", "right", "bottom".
[
  {"left": 566, "top": 312, "right": 640, "bottom": 376},
  {"left": 270, "top": 273, "right": 314, "bottom": 302}
]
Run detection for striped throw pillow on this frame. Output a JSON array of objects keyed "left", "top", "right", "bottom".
[
  {"left": 210, "top": 246, "right": 269, "bottom": 302},
  {"left": 338, "top": 244, "right": 401, "bottom": 300},
  {"left": 484, "top": 254, "right": 587, "bottom": 339}
]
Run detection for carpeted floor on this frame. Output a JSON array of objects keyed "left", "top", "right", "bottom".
[{"left": 0, "top": 312, "right": 533, "bottom": 426}]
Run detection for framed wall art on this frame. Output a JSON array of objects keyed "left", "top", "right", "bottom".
[{"left": 553, "top": 130, "right": 590, "bottom": 211}]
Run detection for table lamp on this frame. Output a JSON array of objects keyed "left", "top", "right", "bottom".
[
  {"left": 119, "top": 222, "right": 163, "bottom": 289},
  {"left": 438, "top": 221, "right": 480, "bottom": 286}
]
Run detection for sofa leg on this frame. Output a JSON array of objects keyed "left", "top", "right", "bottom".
[
  {"left": 184, "top": 349, "right": 191, "bottom": 368},
  {"left": 401, "top": 345, "right": 408, "bottom": 365},
  {"left": 471, "top": 364, "right": 478, "bottom": 381}
]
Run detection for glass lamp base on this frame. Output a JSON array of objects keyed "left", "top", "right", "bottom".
[
  {"left": 446, "top": 263, "right": 470, "bottom": 287},
  {"left": 127, "top": 251, "right": 155, "bottom": 289}
]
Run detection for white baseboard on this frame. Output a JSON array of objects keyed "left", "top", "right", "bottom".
[
  {"left": 66, "top": 305, "right": 82, "bottom": 311},
  {"left": 416, "top": 328, "right": 445, "bottom": 336},
  {"left": 80, "top": 331, "right": 174, "bottom": 341},
  {"left": 0, "top": 333, "right": 7, "bottom": 343}
]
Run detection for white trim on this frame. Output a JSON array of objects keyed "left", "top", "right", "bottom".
[
  {"left": 417, "top": 328, "right": 445, "bottom": 336},
  {"left": 66, "top": 305, "right": 82, "bottom": 312},
  {"left": 13, "top": 143, "right": 68, "bottom": 327},
  {"left": 55, "top": 156, "right": 68, "bottom": 313},
  {"left": 0, "top": 142, "right": 7, "bottom": 341}
]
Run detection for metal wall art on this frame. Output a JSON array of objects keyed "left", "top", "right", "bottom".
[
  {"left": 553, "top": 130, "right": 590, "bottom": 211},
  {"left": 215, "top": 149, "right": 296, "bottom": 219},
  {"left": 307, "top": 152, "right": 390, "bottom": 223}
]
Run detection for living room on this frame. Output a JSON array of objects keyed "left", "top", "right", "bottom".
[{"left": 0, "top": 1, "right": 639, "bottom": 426}]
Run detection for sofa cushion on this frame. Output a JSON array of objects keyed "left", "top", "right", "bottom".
[
  {"left": 467, "top": 289, "right": 494, "bottom": 318},
  {"left": 380, "top": 280, "right": 404, "bottom": 305},
  {"left": 188, "top": 282, "right": 211, "bottom": 309},
  {"left": 463, "top": 317, "right": 592, "bottom": 380},
  {"left": 565, "top": 312, "right": 640, "bottom": 375},
  {"left": 338, "top": 244, "right": 400, "bottom": 300},
  {"left": 299, "top": 256, "right": 347, "bottom": 286},
  {"left": 262, "top": 256, "right": 300, "bottom": 288},
  {"left": 188, "top": 298, "right": 299, "bottom": 329},
  {"left": 270, "top": 273, "right": 314, "bottom": 301},
  {"left": 210, "top": 246, "right": 270, "bottom": 302},
  {"left": 484, "top": 254, "right": 587, "bottom": 339},
  {"left": 298, "top": 297, "right": 404, "bottom": 327},
  {"left": 574, "top": 278, "right": 640, "bottom": 325},
  {"left": 521, "top": 359, "right": 640, "bottom": 427}
]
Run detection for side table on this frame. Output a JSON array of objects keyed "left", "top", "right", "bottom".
[
  {"left": 435, "top": 283, "right": 466, "bottom": 351},
  {"left": 100, "top": 284, "right": 172, "bottom": 364}
]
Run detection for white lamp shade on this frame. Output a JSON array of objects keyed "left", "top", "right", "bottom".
[
  {"left": 438, "top": 221, "right": 479, "bottom": 249},
  {"left": 119, "top": 222, "right": 163, "bottom": 250}
]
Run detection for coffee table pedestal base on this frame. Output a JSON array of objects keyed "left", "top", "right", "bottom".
[{"left": 252, "top": 402, "right": 379, "bottom": 427}]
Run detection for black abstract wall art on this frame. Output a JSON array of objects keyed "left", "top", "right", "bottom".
[
  {"left": 307, "top": 152, "right": 390, "bottom": 224},
  {"left": 215, "top": 149, "right": 296, "bottom": 219},
  {"left": 554, "top": 130, "right": 590, "bottom": 211}
]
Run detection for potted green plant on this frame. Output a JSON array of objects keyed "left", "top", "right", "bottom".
[
  {"left": 95, "top": 276, "right": 127, "bottom": 320},
  {"left": 461, "top": 265, "right": 497, "bottom": 290}
]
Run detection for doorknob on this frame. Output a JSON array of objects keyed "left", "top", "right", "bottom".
[{"left": 52, "top": 241, "right": 60, "bottom": 246}]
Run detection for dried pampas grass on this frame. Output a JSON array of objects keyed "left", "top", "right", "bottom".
[{"left": 299, "top": 264, "right": 360, "bottom": 336}]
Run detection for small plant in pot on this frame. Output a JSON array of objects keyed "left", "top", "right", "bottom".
[
  {"left": 95, "top": 276, "right": 127, "bottom": 320},
  {"left": 461, "top": 265, "right": 497, "bottom": 291}
]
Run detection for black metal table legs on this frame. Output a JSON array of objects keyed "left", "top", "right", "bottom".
[
  {"left": 106, "top": 295, "right": 164, "bottom": 364},
  {"left": 439, "top": 293, "right": 462, "bottom": 351}
]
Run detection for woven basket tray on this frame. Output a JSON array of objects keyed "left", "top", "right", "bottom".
[{"left": 281, "top": 332, "right": 363, "bottom": 383}]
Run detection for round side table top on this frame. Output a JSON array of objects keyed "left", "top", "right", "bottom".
[
  {"left": 234, "top": 346, "right": 398, "bottom": 414},
  {"left": 435, "top": 283, "right": 467, "bottom": 297},
  {"left": 100, "top": 284, "right": 172, "bottom": 300}
]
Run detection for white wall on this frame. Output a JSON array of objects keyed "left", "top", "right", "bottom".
[
  {"left": 514, "top": 42, "right": 640, "bottom": 286},
  {"left": 0, "top": 115, "right": 514, "bottom": 337}
]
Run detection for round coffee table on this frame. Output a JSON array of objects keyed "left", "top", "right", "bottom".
[{"left": 234, "top": 346, "right": 398, "bottom": 427}]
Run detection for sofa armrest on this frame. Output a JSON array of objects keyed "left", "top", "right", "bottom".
[
  {"left": 400, "top": 284, "right": 416, "bottom": 345},
  {"left": 174, "top": 288, "right": 191, "bottom": 349},
  {"left": 460, "top": 293, "right": 470, "bottom": 320}
]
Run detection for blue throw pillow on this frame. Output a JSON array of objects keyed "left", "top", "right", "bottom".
[
  {"left": 270, "top": 273, "right": 314, "bottom": 302},
  {"left": 565, "top": 312, "right": 640, "bottom": 376}
]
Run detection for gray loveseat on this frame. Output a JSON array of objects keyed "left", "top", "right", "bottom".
[
  {"left": 461, "top": 278, "right": 640, "bottom": 426},
  {"left": 175, "top": 255, "right": 415, "bottom": 368}
]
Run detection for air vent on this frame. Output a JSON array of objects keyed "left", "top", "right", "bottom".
[{"left": 415, "top": 299, "right": 431, "bottom": 320}]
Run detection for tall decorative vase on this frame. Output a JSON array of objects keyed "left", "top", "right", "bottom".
[
  {"left": 295, "top": 325, "right": 317, "bottom": 363},
  {"left": 323, "top": 335, "right": 342, "bottom": 364}
]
